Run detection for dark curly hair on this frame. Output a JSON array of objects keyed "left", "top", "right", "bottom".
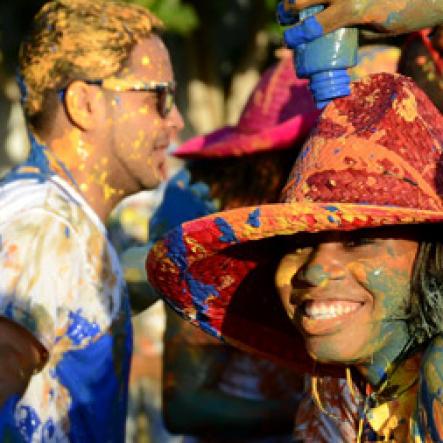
[{"left": 410, "top": 231, "right": 443, "bottom": 346}]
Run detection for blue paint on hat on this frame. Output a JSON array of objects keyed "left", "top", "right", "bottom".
[
  {"left": 247, "top": 208, "right": 261, "bottom": 228},
  {"left": 215, "top": 217, "right": 238, "bottom": 243},
  {"left": 166, "top": 226, "right": 220, "bottom": 337}
]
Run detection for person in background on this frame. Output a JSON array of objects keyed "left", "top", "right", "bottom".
[
  {"left": 0, "top": 0, "right": 183, "bottom": 440},
  {"left": 398, "top": 26, "right": 443, "bottom": 112}
]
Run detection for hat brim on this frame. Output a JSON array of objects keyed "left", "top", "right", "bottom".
[
  {"left": 173, "top": 112, "right": 319, "bottom": 159},
  {"left": 147, "top": 202, "right": 443, "bottom": 374}
]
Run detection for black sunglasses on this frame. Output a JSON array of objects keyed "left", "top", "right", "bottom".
[{"left": 58, "top": 78, "right": 176, "bottom": 118}]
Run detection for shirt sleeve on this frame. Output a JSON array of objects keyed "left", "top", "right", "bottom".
[{"left": 0, "top": 208, "right": 84, "bottom": 351}]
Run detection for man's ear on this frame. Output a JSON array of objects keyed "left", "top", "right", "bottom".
[{"left": 63, "top": 81, "right": 103, "bottom": 130}]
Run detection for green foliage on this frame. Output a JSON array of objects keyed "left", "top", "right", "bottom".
[{"left": 122, "top": 0, "right": 199, "bottom": 35}]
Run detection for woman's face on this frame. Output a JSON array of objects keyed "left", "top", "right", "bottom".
[{"left": 275, "top": 228, "right": 419, "bottom": 366}]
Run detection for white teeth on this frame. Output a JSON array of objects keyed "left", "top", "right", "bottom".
[{"left": 304, "top": 301, "right": 360, "bottom": 320}]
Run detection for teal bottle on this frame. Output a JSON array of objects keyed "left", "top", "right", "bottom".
[{"left": 279, "top": 3, "right": 358, "bottom": 109}]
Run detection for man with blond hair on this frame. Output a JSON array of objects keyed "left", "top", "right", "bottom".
[{"left": 0, "top": 0, "right": 183, "bottom": 440}]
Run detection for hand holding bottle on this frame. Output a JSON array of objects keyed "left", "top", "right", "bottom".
[{"left": 279, "top": 0, "right": 443, "bottom": 47}]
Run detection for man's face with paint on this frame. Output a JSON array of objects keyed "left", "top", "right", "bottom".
[
  {"left": 275, "top": 228, "right": 419, "bottom": 366},
  {"left": 104, "top": 34, "right": 184, "bottom": 190}
]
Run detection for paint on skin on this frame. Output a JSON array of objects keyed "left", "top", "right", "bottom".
[
  {"left": 279, "top": 235, "right": 416, "bottom": 386},
  {"left": 18, "top": 0, "right": 162, "bottom": 118},
  {"left": 111, "top": 96, "right": 121, "bottom": 108},
  {"left": 418, "top": 335, "right": 443, "bottom": 440},
  {"left": 51, "top": 129, "right": 124, "bottom": 203}
]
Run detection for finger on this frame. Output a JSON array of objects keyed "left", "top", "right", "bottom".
[
  {"left": 277, "top": 2, "right": 298, "bottom": 26},
  {"left": 283, "top": 5, "right": 351, "bottom": 47},
  {"left": 284, "top": 0, "right": 331, "bottom": 13},
  {"left": 311, "top": 4, "right": 352, "bottom": 35},
  {"left": 283, "top": 15, "right": 324, "bottom": 47}
]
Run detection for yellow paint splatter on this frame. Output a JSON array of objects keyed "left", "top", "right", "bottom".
[
  {"left": 80, "top": 183, "right": 89, "bottom": 192},
  {"left": 393, "top": 89, "right": 418, "bottom": 123}
]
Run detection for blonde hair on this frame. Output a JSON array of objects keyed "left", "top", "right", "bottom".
[{"left": 19, "top": 0, "right": 163, "bottom": 119}]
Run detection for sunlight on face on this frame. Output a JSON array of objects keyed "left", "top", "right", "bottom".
[{"left": 275, "top": 229, "right": 419, "bottom": 366}]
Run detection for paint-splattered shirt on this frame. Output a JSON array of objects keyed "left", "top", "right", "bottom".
[
  {"left": 0, "top": 175, "right": 132, "bottom": 442},
  {"left": 294, "top": 375, "right": 361, "bottom": 442},
  {"left": 295, "top": 351, "right": 443, "bottom": 442}
]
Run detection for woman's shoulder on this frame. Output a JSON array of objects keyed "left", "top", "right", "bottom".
[{"left": 416, "top": 334, "right": 443, "bottom": 441}]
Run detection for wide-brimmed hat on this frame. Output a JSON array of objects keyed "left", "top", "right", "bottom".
[
  {"left": 173, "top": 54, "right": 319, "bottom": 159},
  {"left": 147, "top": 73, "right": 443, "bottom": 374}
]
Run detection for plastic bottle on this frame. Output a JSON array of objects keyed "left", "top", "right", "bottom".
[{"left": 279, "top": 4, "right": 358, "bottom": 109}]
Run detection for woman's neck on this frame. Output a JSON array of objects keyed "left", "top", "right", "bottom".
[{"left": 357, "top": 322, "right": 412, "bottom": 388}]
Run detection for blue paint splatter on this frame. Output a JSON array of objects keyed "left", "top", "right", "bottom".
[
  {"left": 2, "top": 134, "right": 53, "bottom": 185},
  {"left": 325, "top": 205, "right": 339, "bottom": 212},
  {"left": 166, "top": 226, "right": 220, "bottom": 337},
  {"left": 284, "top": 15, "right": 324, "bottom": 48},
  {"left": 16, "top": 405, "right": 41, "bottom": 440},
  {"left": 327, "top": 215, "right": 338, "bottom": 223},
  {"left": 41, "top": 419, "right": 55, "bottom": 441},
  {"left": 16, "top": 71, "right": 28, "bottom": 108},
  {"left": 385, "top": 12, "right": 400, "bottom": 27},
  {"left": 215, "top": 218, "right": 238, "bottom": 243},
  {"left": 55, "top": 322, "right": 132, "bottom": 443},
  {"left": 247, "top": 208, "right": 261, "bottom": 228},
  {"left": 57, "top": 89, "right": 66, "bottom": 103},
  {"left": 299, "top": 144, "right": 312, "bottom": 161},
  {"left": 65, "top": 226, "right": 70, "bottom": 239},
  {"left": 66, "top": 310, "right": 100, "bottom": 346},
  {"left": 293, "top": 172, "right": 302, "bottom": 187}
]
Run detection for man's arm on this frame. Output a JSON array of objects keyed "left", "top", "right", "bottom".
[
  {"left": 0, "top": 318, "right": 47, "bottom": 408},
  {"left": 281, "top": 0, "right": 443, "bottom": 46}
]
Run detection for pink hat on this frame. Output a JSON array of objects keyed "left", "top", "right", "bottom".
[{"left": 174, "top": 55, "right": 320, "bottom": 159}]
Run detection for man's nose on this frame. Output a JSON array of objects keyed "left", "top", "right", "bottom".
[{"left": 167, "top": 105, "right": 184, "bottom": 132}]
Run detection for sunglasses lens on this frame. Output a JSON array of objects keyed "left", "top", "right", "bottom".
[{"left": 159, "top": 89, "right": 174, "bottom": 118}]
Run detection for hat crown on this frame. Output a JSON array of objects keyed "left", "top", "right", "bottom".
[
  {"left": 237, "top": 56, "right": 315, "bottom": 134},
  {"left": 283, "top": 73, "right": 443, "bottom": 211}
]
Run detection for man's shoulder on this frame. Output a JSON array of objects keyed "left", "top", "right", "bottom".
[{"left": 0, "top": 177, "right": 98, "bottom": 236}]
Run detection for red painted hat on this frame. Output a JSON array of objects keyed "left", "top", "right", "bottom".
[
  {"left": 173, "top": 54, "right": 320, "bottom": 159},
  {"left": 147, "top": 73, "right": 443, "bottom": 374}
]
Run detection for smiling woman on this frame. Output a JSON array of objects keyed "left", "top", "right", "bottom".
[
  {"left": 147, "top": 72, "right": 443, "bottom": 442},
  {"left": 276, "top": 228, "right": 419, "bottom": 373}
]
